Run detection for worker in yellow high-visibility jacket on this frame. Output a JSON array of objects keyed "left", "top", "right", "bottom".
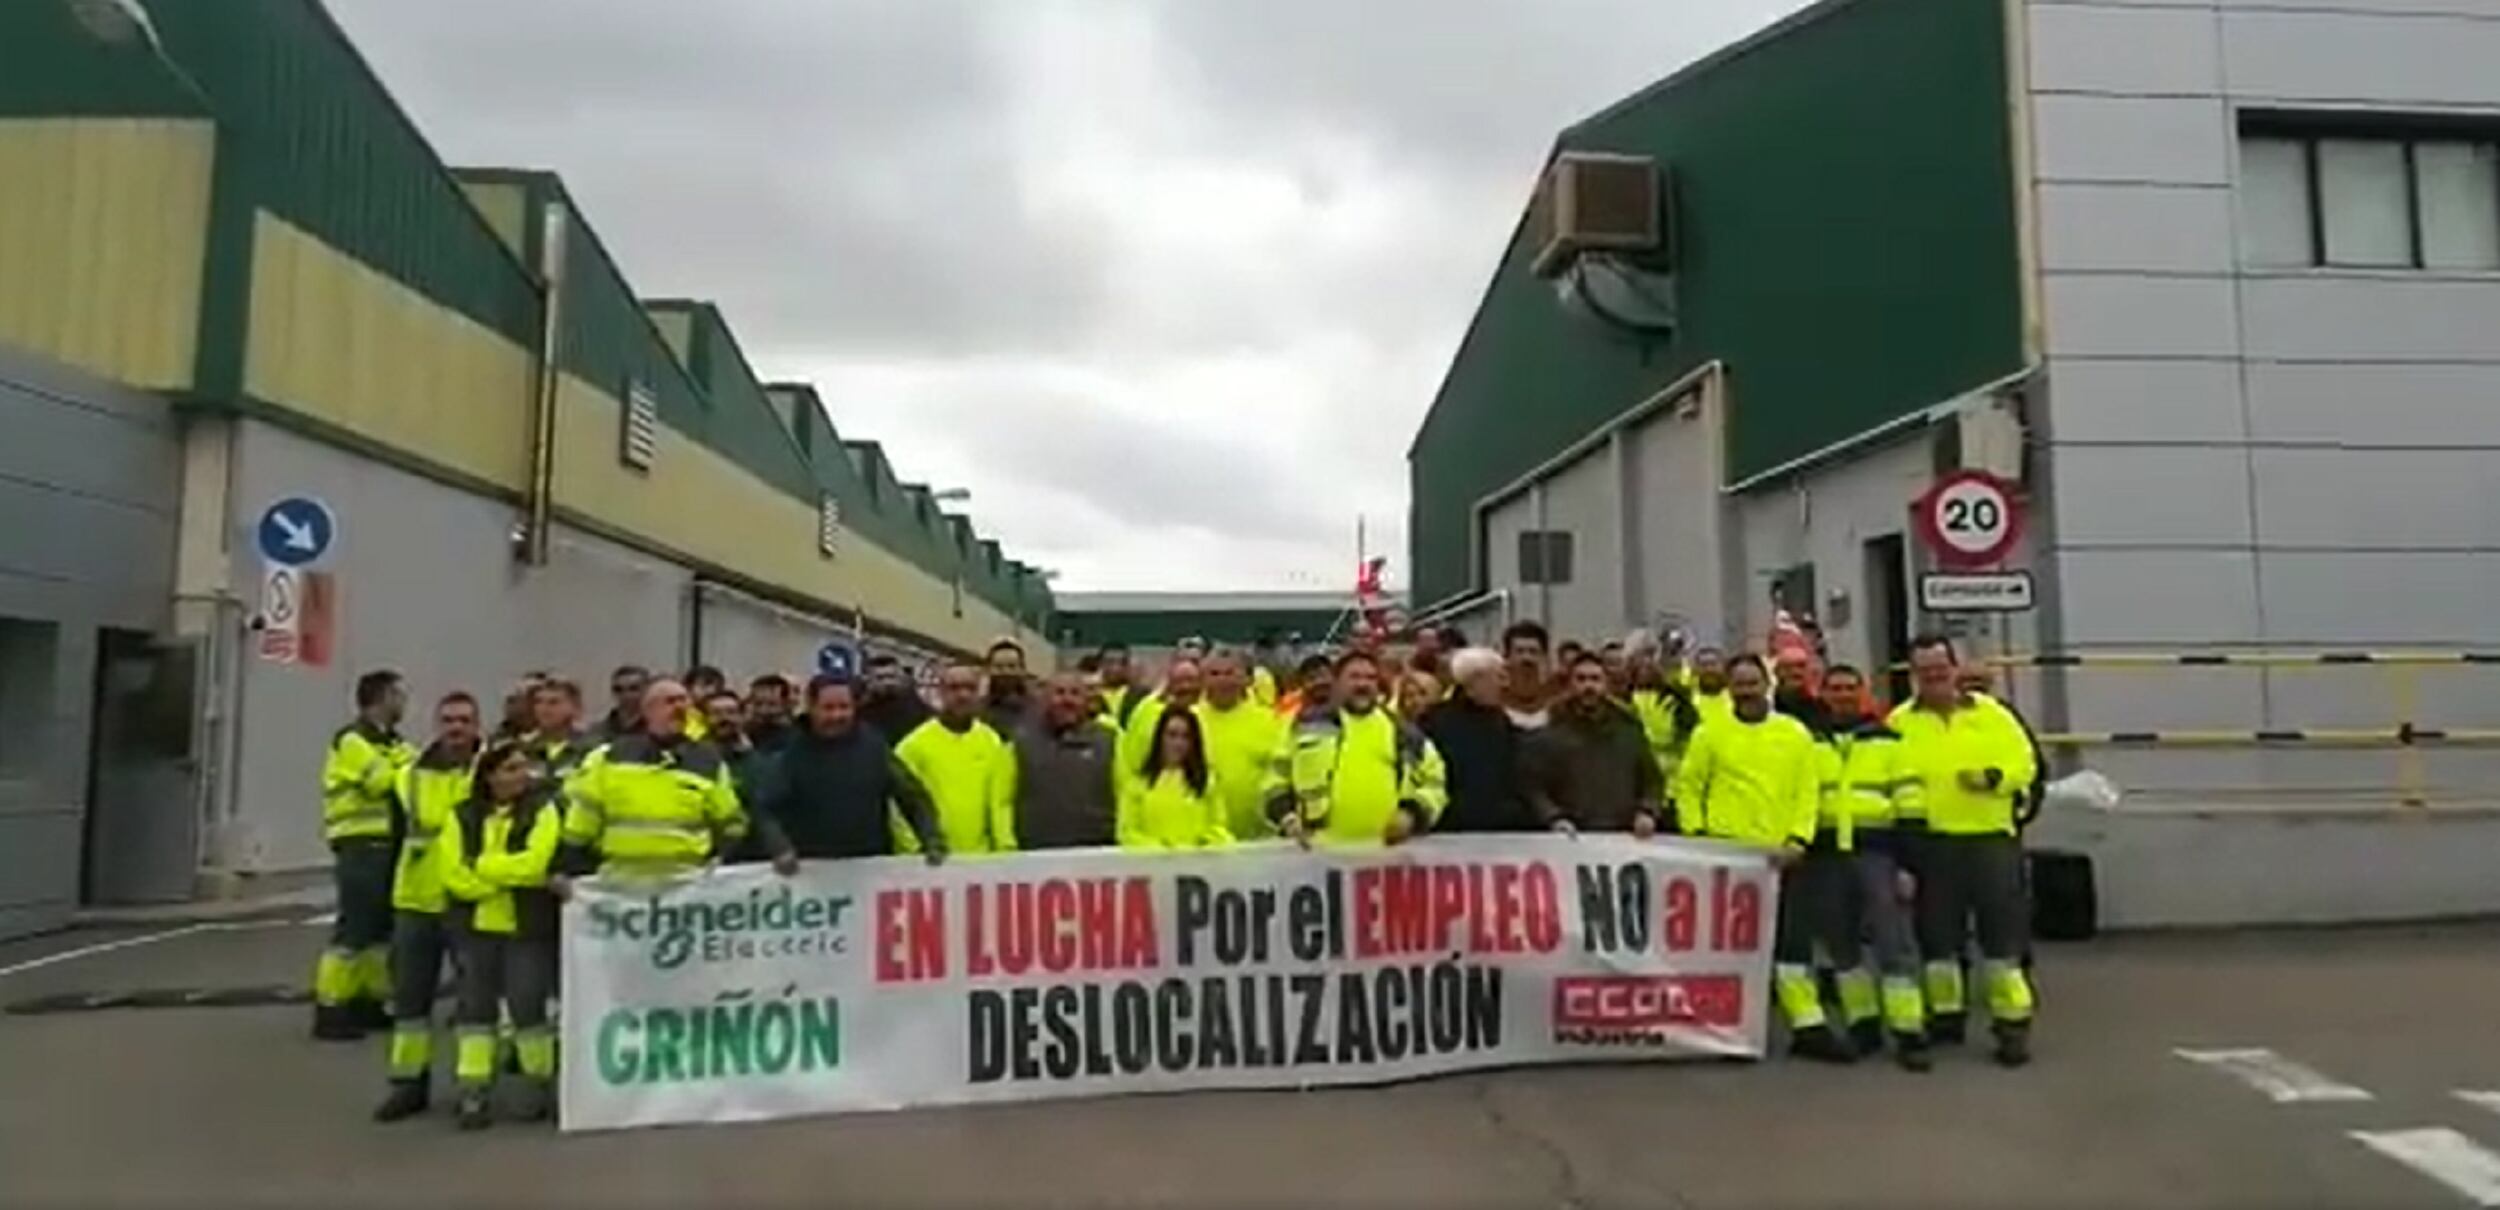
[
  {"left": 894, "top": 663, "right": 1017, "bottom": 856},
  {"left": 1889, "top": 634, "right": 2041, "bottom": 1068},
  {"left": 1802, "top": 665, "right": 1929, "bottom": 1071},
  {"left": 312, "top": 670, "right": 419, "bottom": 1041},
  {"left": 1196, "top": 649, "right": 1285, "bottom": 840},
  {"left": 558, "top": 678, "right": 788, "bottom": 878},
  {"left": 1264, "top": 651, "right": 1448, "bottom": 847},
  {"left": 1673, "top": 654, "right": 1830, "bottom": 1061},
  {"left": 371, "top": 691, "right": 482, "bottom": 1119}
]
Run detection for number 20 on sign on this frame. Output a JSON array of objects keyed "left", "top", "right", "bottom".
[{"left": 1913, "top": 470, "right": 2024, "bottom": 569}]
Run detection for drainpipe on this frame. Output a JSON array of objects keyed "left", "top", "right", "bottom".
[{"left": 520, "top": 201, "right": 570, "bottom": 565}]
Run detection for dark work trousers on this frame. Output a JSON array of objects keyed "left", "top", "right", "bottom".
[
  {"left": 329, "top": 840, "right": 398, "bottom": 954},
  {"left": 453, "top": 930, "right": 555, "bottom": 1033},
  {"left": 1913, "top": 833, "right": 2035, "bottom": 1027},
  {"left": 1783, "top": 846, "right": 1918, "bottom": 981},
  {"left": 388, "top": 911, "right": 451, "bottom": 1022}
]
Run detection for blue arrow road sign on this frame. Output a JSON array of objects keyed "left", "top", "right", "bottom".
[
  {"left": 816, "top": 640, "right": 858, "bottom": 679},
  {"left": 255, "top": 496, "right": 336, "bottom": 567}
]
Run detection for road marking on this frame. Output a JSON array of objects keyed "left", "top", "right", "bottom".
[
  {"left": 0, "top": 924, "right": 215, "bottom": 980},
  {"left": 2174, "top": 1047, "right": 2374, "bottom": 1103},
  {"left": 0, "top": 916, "right": 322, "bottom": 982},
  {"left": 2353, "top": 1129, "right": 2500, "bottom": 1206},
  {"left": 2455, "top": 1092, "right": 2500, "bottom": 1117}
]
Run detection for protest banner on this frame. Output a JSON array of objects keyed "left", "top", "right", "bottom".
[{"left": 559, "top": 834, "right": 1777, "bottom": 1133}]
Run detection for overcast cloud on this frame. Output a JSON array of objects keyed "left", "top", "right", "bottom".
[{"left": 328, "top": 0, "right": 1807, "bottom": 591}]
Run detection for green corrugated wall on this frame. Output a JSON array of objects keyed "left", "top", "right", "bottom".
[{"left": 1407, "top": 0, "right": 2024, "bottom": 608}]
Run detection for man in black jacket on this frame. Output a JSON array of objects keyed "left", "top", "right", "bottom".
[
  {"left": 861, "top": 654, "right": 932, "bottom": 743},
  {"left": 755, "top": 675, "right": 945, "bottom": 862},
  {"left": 1418, "top": 647, "right": 1534, "bottom": 831}
]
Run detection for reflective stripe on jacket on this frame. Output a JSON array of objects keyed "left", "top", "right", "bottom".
[
  {"left": 1813, "top": 722, "right": 1923, "bottom": 852},
  {"left": 1118, "top": 769, "right": 1235, "bottom": 850},
  {"left": 1672, "top": 712, "right": 1819, "bottom": 848},
  {"left": 559, "top": 734, "right": 746, "bottom": 869},
  {"left": 438, "top": 795, "right": 559, "bottom": 936},
  {"left": 1885, "top": 693, "right": 2039, "bottom": 837},
  {"left": 323, "top": 722, "right": 413, "bottom": 842},
  {"left": 893, "top": 718, "right": 1016, "bottom": 855},
  {"left": 391, "top": 745, "right": 476, "bottom": 913},
  {"left": 1263, "top": 708, "right": 1448, "bottom": 846}
]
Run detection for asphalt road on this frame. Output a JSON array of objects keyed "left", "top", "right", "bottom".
[{"left": 5, "top": 919, "right": 2499, "bottom": 1208}]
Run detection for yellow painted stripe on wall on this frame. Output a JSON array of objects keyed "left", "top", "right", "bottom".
[
  {"left": 243, "top": 212, "right": 534, "bottom": 490},
  {"left": 0, "top": 118, "right": 210, "bottom": 389},
  {"left": 456, "top": 180, "right": 529, "bottom": 263},
  {"left": 552, "top": 376, "right": 1044, "bottom": 657}
]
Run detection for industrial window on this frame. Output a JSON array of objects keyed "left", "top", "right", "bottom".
[
  {"left": 620, "top": 381, "right": 659, "bottom": 471},
  {"left": 2240, "top": 122, "right": 2500, "bottom": 271},
  {"left": 1517, "top": 530, "right": 1575, "bottom": 586}
]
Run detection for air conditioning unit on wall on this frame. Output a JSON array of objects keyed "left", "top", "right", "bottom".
[{"left": 1530, "top": 151, "right": 1668, "bottom": 278}]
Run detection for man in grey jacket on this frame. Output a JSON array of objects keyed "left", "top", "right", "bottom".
[{"left": 1013, "top": 672, "right": 1120, "bottom": 849}]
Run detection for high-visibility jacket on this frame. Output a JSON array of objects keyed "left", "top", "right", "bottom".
[
  {"left": 1264, "top": 708, "right": 1447, "bottom": 846},
  {"left": 1813, "top": 720, "right": 1923, "bottom": 852},
  {"left": 1099, "top": 683, "right": 1151, "bottom": 730},
  {"left": 683, "top": 712, "right": 711, "bottom": 743},
  {"left": 1197, "top": 699, "right": 1285, "bottom": 840},
  {"left": 1691, "top": 688, "right": 1735, "bottom": 731},
  {"left": 1119, "top": 769, "right": 1235, "bottom": 850},
  {"left": 391, "top": 743, "right": 476, "bottom": 913},
  {"left": 437, "top": 795, "right": 559, "bottom": 936},
  {"left": 1250, "top": 667, "right": 1279, "bottom": 710},
  {"left": 893, "top": 717, "right": 1016, "bottom": 855},
  {"left": 1886, "top": 693, "right": 2038, "bottom": 837},
  {"left": 559, "top": 734, "right": 747, "bottom": 870},
  {"left": 522, "top": 728, "right": 594, "bottom": 786},
  {"left": 1114, "top": 694, "right": 1192, "bottom": 795},
  {"left": 1673, "top": 711, "right": 1818, "bottom": 848},
  {"left": 1628, "top": 687, "right": 1699, "bottom": 787},
  {"left": 322, "top": 721, "right": 415, "bottom": 843}
]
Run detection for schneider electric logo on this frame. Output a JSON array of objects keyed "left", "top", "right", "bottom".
[{"left": 588, "top": 887, "right": 855, "bottom": 970}]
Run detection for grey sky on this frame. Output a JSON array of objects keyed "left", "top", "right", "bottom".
[{"left": 328, "top": 0, "right": 1807, "bottom": 590}]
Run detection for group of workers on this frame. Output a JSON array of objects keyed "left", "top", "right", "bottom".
[{"left": 310, "top": 620, "right": 2042, "bottom": 1129}]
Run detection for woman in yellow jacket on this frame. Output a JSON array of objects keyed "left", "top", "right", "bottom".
[
  {"left": 1119, "top": 707, "right": 1235, "bottom": 850},
  {"left": 433, "top": 742, "right": 561, "bottom": 1130}
]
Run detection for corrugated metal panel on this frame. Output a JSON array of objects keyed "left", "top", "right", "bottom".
[
  {"left": 0, "top": 118, "right": 210, "bottom": 389},
  {"left": 0, "top": 3, "right": 206, "bottom": 118},
  {"left": 243, "top": 212, "right": 533, "bottom": 490},
  {"left": 454, "top": 180, "right": 528, "bottom": 263},
  {"left": 549, "top": 375, "right": 1039, "bottom": 658},
  {"left": 144, "top": 0, "right": 538, "bottom": 346},
  {"left": 1407, "top": 0, "right": 2023, "bottom": 605}
]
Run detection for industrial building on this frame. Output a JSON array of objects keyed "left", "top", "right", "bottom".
[
  {"left": 1056, "top": 591, "right": 1402, "bottom": 669},
  {"left": 1409, "top": 0, "right": 2500, "bottom": 817},
  {"left": 0, "top": 0, "right": 1055, "bottom": 938}
]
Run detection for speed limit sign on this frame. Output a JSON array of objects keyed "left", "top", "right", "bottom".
[{"left": 1913, "top": 470, "right": 2024, "bottom": 568}]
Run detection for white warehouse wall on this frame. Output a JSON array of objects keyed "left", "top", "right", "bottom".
[
  {"left": 217, "top": 419, "right": 693, "bottom": 873},
  {"left": 2025, "top": 0, "right": 2500, "bottom": 797}
]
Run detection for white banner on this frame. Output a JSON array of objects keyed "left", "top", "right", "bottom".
[{"left": 559, "top": 834, "right": 1778, "bottom": 1133}]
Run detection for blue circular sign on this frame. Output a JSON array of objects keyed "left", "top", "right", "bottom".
[
  {"left": 816, "top": 640, "right": 858, "bottom": 679},
  {"left": 255, "top": 496, "right": 336, "bottom": 567}
]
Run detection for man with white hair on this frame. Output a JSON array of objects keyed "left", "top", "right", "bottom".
[{"left": 1418, "top": 647, "right": 1533, "bottom": 832}]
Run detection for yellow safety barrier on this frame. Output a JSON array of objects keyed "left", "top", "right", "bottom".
[{"left": 1948, "top": 651, "right": 2500, "bottom": 809}]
